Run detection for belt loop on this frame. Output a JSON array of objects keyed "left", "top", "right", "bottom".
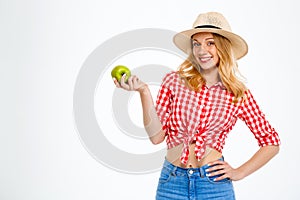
[
  {"left": 171, "top": 166, "right": 177, "bottom": 177},
  {"left": 199, "top": 167, "right": 204, "bottom": 178}
]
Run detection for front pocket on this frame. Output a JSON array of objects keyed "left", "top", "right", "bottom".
[
  {"left": 204, "top": 165, "right": 232, "bottom": 184},
  {"left": 158, "top": 167, "right": 173, "bottom": 184},
  {"left": 205, "top": 172, "right": 231, "bottom": 184}
]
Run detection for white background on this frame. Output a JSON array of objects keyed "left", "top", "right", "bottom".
[{"left": 1, "top": 0, "right": 299, "bottom": 199}]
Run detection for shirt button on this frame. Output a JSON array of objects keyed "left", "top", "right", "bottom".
[{"left": 188, "top": 170, "right": 194, "bottom": 174}]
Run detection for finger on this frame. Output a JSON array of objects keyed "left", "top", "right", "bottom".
[
  {"left": 213, "top": 174, "right": 230, "bottom": 182},
  {"left": 120, "top": 74, "right": 129, "bottom": 89},
  {"left": 205, "top": 164, "right": 226, "bottom": 173},
  {"left": 131, "top": 75, "right": 138, "bottom": 84},
  {"left": 132, "top": 76, "right": 140, "bottom": 87},
  {"left": 130, "top": 75, "right": 140, "bottom": 90},
  {"left": 207, "top": 169, "right": 226, "bottom": 177},
  {"left": 127, "top": 75, "right": 135, "bottom": 90},
  {"left": 207, "top": 160, "right": 225, "bottom": 168},
  {"left": 113, "top": 78, "right": 121, "bottom": 88}
]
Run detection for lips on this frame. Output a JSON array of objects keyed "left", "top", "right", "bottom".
[{"left": 199, "top": 56, "right": 212, "bottom": 62}]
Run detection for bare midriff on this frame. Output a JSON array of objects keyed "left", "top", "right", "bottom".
[{"left": 166, "top": 143, "right": 222, "bottom": 168}]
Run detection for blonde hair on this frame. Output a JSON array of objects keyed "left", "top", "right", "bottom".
[{"left": 178, "top": 33, "right": 247, "bottom": 102}]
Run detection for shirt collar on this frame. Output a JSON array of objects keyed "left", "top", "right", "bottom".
[{"left": 204, "top": 81, "right": 227, "bottom": 90}]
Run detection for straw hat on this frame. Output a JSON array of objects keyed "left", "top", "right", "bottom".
[{"left": 173, "top": 12, "right": 248, "bottom": 60}]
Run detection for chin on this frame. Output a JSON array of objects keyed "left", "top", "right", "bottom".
[{"left": 199, "top": 65, "right": 217, "bottom": 71}]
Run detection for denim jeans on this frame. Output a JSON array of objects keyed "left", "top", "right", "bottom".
[{"left": 156, "top": 158, "right": 235, "bottom": 200}]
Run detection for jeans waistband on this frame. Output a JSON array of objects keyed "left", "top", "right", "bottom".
[{"left": 162, "top": 157, "right": 224, "bottom": 177}]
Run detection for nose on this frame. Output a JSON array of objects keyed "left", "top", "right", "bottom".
[{"left": 197, "top": 45, "right": 208, "bottom": 55}]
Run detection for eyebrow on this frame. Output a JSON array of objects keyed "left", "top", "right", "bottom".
[{"left": 192, "top": 37, "right": 214, "bottom": 42}]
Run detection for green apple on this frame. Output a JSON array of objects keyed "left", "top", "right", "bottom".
[{"left": 111, "top": 65, "right": 131, "bottom": 83}]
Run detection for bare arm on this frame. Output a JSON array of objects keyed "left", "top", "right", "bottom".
[
  {"left": 113, "top": 74, "right": 165, "bottom": 145},
  {"left": 206, "top": 145, "right": 280, "bottom": 181},
  {"left": 138, "top": 85, "right": 166, "bottom": 144}
]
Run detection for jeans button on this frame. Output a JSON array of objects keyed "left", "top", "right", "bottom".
[{"left": 188, "top": 169, "right": 194, "bottom": 174}]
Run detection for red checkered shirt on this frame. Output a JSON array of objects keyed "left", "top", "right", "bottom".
[{"left": 155, "top": 71, "right": 280, "bottom": 164}]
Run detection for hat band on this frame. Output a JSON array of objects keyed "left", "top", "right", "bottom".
[{"left": 194, "top": 25, "right": 221, "bottom": 29}]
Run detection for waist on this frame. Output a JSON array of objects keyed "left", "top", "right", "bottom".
[
  {"left": 166, "top": 143, "right": 222, "bottom": 168},
  {"left": 162, "top": 156, "right": 224, "bottom": 176}
]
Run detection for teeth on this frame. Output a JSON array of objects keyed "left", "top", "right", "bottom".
[{"left": 200, "top": 57, "right": 211, "bottom": 62}]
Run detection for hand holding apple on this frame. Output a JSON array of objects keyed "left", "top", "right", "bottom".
[
  {"left": 111, "top": 65, "right": 131, "bottom": 83},
  {"left": 112, "top": 65, "right": 147, "bottom": 92}
]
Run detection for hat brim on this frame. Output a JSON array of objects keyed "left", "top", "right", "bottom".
[{"left": 173, "top": 28, "right": 248, "bottom": 60}]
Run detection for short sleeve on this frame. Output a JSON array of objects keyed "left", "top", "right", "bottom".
[
  {"left": 155, "top": 72, "right": 174, "bottom": 133},
  {"left": 238, "top": 89, "right": 281, "bottom": 147}
]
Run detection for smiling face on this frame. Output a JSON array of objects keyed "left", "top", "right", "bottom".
[{"left": 191, "top": 32, "right": 220, "bottom": 72}]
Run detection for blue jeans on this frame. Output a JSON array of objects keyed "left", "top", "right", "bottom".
[{"left": 156, "top": 158, "right": 235, "bottom": 200}]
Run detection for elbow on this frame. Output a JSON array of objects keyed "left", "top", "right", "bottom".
[
  {"left": 274, "top": 145, "right": 280, "bottom": 155},
  {"left": 271, "top": 144, "right": 280, "bottom": 155},
  {"left": 264, "top": 145, "right": 280, "bottom": 156},
  {"left": 151, "top": 140, "right": 163, "bottom": 145},
  {"left": 150, "top": 137, "right": 164, "bottom": 145},
  {"left": 149, "top": 130, "right": 165, "bottom": 145}
]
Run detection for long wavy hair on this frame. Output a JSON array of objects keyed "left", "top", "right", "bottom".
[{"left": 177, "top": 33, "right": 247, "bottom": 102}]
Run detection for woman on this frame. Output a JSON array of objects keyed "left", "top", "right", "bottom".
[{"left": 113, "top": 12, "right": 280, "bottom": 200}]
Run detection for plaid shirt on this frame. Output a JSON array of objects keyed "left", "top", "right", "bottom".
[{"left": 155, "top": 71, "right": 280, "bottom": 164}]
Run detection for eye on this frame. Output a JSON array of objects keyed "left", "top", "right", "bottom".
[
  {"left": 207, "top": 41, "right": 215, "bottom": 46},
  {"left": 192, "top": 41, "right": 200, "bottom": 47}
]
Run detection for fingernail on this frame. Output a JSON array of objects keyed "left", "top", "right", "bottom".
[{"left": 206, "top": 173, "right": 210, "bottom": 177}]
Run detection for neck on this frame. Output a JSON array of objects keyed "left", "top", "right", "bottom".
[{"left": 201, "top": 67, "right": 220, "bottom": 87}]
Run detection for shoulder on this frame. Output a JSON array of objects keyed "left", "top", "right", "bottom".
[
  {"left": 162, "top": 70, "right": 179, "bottom": 80},
  {"left": 244, "top": 88, "right": 257, "bottom": 100},
  {"left": 240, "top": 87, "right": 260, "bottom": 107},
  {"left": 161, "top": 70, "right": 180, "bottom": 85}
]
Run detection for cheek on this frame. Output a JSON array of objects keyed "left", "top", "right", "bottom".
[
  {"left": 214, "top": 54, "right": 220, "bottom": 64},
  {"left": 212, "top": 49, "right": 220, "bottom": 63},
  {"left": 192, "top": 47, "right": 197, "bottom": 56}
]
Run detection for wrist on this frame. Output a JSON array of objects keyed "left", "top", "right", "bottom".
[
  {"left": 234, "top": 167, "right": 247, "bottom": 181},
  {"left": 137, "top": 84, "right": 149, "bottom": 94}
]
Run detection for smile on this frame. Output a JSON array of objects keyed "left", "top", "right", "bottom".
[{"left": 199, "top": 57, "right": 212, "bottom": 62}]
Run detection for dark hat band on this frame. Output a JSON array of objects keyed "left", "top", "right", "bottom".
[{"left": 194, "top": 25, "right": 221, "bottom": 29}]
